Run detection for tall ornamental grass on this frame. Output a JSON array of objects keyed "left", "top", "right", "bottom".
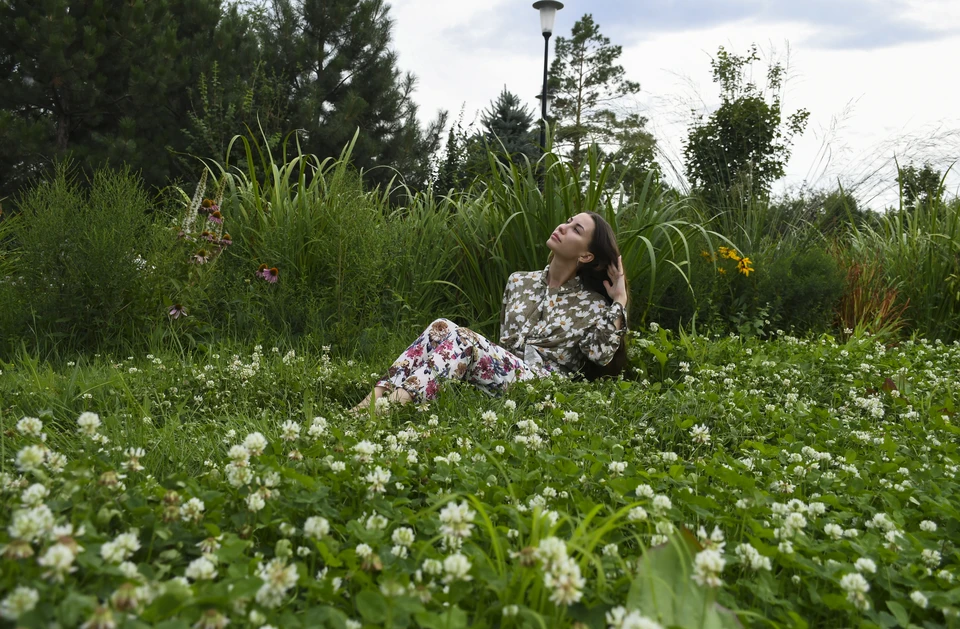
[
  {"left": 443, "top": 147, "right": 720, "bottom": 334},
  {"left": 846, "top": 196, "right": 960, "bottom": 341}
]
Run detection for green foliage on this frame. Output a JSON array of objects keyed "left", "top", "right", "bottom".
[
  {"left": 755, "top": 245, "right": 845, "bottom": 333},
  {"left": 897, "top": 162, "right": 945, "bottom": 210},
  {"left": 2, "top": 163, "right": 176, "bottom": 354},
  {"left": 480, "top": 88, "right": 538, "bottom": 166},
  {"left": 684, "top": 44, "right": 810, "bottom": 203},
  {"left": 548, "top": 14, "right": 656, "bottom": 176},
  {"left": 3, "top": 327, "right": 960, "bottom": 626},
  {"left": 0, "top": 0, "right": 226, "bottom": 199}
]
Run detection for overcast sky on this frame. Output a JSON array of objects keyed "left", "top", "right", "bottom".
[{"left": 388, "top": 0, "right": 960, "bottom": 209}]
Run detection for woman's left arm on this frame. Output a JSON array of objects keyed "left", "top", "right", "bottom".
[{"left": 579, "top": 256, "right": 628, "bottom": 366}]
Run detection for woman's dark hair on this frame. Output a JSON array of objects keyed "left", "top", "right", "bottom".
[{"left": 577, "top": 211, "right": 629, "bottom": 381}]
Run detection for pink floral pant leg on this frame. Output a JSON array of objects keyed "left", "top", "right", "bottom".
[{"left": 376, "top": 318, "right": 549, "bottom": 403}]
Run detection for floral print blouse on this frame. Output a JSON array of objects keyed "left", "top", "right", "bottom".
[{"left": 498, "top": 266, "right": 627, "bottom": 376}]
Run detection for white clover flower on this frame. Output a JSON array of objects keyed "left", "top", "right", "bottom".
[
  {"left": 690, "top": 424, "right": 711, "bottom": 445},
  {"left": 839, "top": 572, "right": 870, "bottom": 610},
  {"left": 922, "top": 549, "right": 942, "bottom": 567},
  {"left": 563, "top": 411, "right": 580, "bottom": 423},
  {"left": 481, "top": 410, "right": 498, "bottom": 426},
  {"left": 243, "top": 432, "right": 268, "bottom": 456},
  {"left": 255, "top": 558, "right": 298, "bottom": 608},
  {"left": 422, "top": 558, "right": 443, "bottom": 575},
  {"left": 652, "top": 494, "right": 672, "bottom": 514},
  {"left": 438, "top": 501, "right": 476, "bottom": 547},
  {"left": 353, "top": 440, "right": 378, "bottom": 463},
  {"left": 185, "top": 556, "right": 218, "bottom": 581},
  {"left": 355, "top": 543, "right": 373, "bottom": 558},
  {"left": 735, "top": 543, "right": 771, "bottom": 571},
  {"left": 605, "top": 606, "right": 664, "bottom": 629},
  {"left": 503, "top": 605, "right": 520, "bottom": 617},
  {"left": 366, "top": 513, "right": 388, "bottom": 531},
  {"left": 0, "top": 586, "right": 40, "bottom": 620},
  {"left": 38, "top": 543, "right": 77, "bottom": 582},
  {"left": 628, "top": 507, "right": 648, "bottom": 522},
  {"left": 246, "top": 492, "right": 266, "bottom": 512},
  {"left": 911, "top": 590, "right": 928, "bottom": 609},
  {"left": 920, "top": 520, "right": 937, "bottom": 532},
  {"left": 16, "top": 417, "right": 43, "bottom": 438},
  {"left": 304, "top": 516, "right": 330, "bottom": 540},
  {"left": 855, "top": 558, "right": 877, "bottom": 574},
  {"left": 225, "top": 462, "right": 253, "bottom": 487},
  {"left": 180, "top": 498, "right": 205, "bottom": 523},
  {"left": 280, "top": 420, "right": 301, "bottom": 442},
  {"left": 329, "top": 460, "right": 347, "bottom": 473},
  {"left": 21, "top": 483, "right": 49, "bottom": 507},
  {"left": 392, "top": 527, "right": 416, "bottom": 548},
  {"left": 365, "top": 466, "right": 391, "bottom": 494},
  {"left": 442, "top": 552, "right": 473, "bottom": 583},
  {"left": 118, "top": 561, "right": 140, "bottom": 580},
  {"left": 504, "top": 400, "right": 517, "bottom": 411},
  {"left": 608, "top": 461, "right": 627, "bottom": 476},
  {"left": 16, "top": 445, "right": 47, "bottom": 473},
  {"left": 602, "top": 543, "right": 619, "bottom": 557},
  {"left": 308, "top": 416, "right": 328, "bottom": 439},
  {"left": 824, "top": 523, "right": 843, "bottom": 540},
  {"left": 635, "top": 484, "right": 655, "bottom": 499},
  {"left": 692, "top": 549, "right": 725, "bottom": 587},
  {"left": 77, "top": 412, "right": 102, "bottom": 436},
  {"left": 544, "top": 554, "right": 585, "bottom": 605}
]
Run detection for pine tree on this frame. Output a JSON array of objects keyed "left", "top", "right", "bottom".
[
  {"left": 547, "top": 14, "right": 655, "bottom": 175},
  {"left": 0, "top": 0, "right": 229, "bottom": 199},
  {"left": 256, "top": 0, "right": 445, "bottom": 191},
  {"left": 480, "top": 88, "right": 537, "bottom": 166}
]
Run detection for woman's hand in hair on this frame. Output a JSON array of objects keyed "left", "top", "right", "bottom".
[{"left": 603, "top": 255, "right": 629, "bottom": 307}]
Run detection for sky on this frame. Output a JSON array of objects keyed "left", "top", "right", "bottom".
[{"left": 388, "top": 0, "right": 960, "bottom": 209}]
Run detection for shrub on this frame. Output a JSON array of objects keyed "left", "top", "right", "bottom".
[{"left": 4, "top": 163, "right": 175, "bottom": 354}]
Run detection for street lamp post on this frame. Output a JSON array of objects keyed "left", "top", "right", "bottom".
[{"left": 533, "top": 1, "right": 563, "bottom": 152}]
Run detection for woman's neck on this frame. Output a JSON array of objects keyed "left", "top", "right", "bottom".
[{"left": 547, "top": 256, "right": 578, "bottom": 288}]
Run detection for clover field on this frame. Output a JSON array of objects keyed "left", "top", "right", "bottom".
[{"left": 1, "top": 328, "right": 959, "bottom": 629}]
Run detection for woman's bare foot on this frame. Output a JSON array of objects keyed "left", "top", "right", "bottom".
[{"left": 349, "top": 386, "right": 414, "bottom": 415}]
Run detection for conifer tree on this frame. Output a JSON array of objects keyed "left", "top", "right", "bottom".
[{"left": 480, "top": 87, "right": 537, "bottom": 166}]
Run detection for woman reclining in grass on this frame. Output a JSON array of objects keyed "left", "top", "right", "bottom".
[{"left": 351, "top": 211, "right": 629, "bottom": 413}]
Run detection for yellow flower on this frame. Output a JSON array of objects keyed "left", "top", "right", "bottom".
[
  {"left": 717, "top": 267, "right": 726, "bottom": 275},
  {"left": 738, "top": 257, "right": 754, "bottom": 277}
]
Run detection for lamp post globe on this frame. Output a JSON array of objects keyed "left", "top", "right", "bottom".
[{"left": 533, "top": 1, "right": 563, "bottom": 151}]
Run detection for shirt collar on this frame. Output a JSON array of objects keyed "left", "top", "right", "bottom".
[{"left": 540, "top": 265, "right": 582, "bottom": 293}]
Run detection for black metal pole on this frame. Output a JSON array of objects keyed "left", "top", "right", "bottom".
[{"left": 540, "top": 32, "right": 550, "bottom": 153}]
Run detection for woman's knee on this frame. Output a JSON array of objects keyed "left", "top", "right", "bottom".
[{"left": 426, "top": 318, "right": 458, "bottom": 341}]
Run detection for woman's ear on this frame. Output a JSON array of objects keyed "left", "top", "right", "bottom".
[{"left": 579, "top": 252, "right": 595, "bottom": 265}]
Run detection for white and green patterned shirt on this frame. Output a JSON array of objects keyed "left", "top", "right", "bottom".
[{"left": 499, "top": 266, "right": 627, "bottom": 375}]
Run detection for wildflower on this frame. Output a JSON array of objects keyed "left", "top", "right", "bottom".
[
  {"left": 0, "top": 586, "right": 40, "bottom": 620},
  {"left": 219, "top": 233, "right": 233, "bottom": 247},
  {"left": 854, "top": 558, "right": 877, "bottom": 574},
  {"left": 185, "top": 557, "right": 218, "bottom": 581},
  {"left": 255, "top": 558, "right": 299, "bottom": 608},
  {"left": 122, "top": 447, "right": 146, "bottom": 472},
  {"left": 920, "top": 520, "right": 937, "bottom": 532},
  {"left": 602, "top": 543, "right": 619, "bottom": 557},
  {"left": 193, "top": 248, "right": 212, "bottom": 264},
  {"left": 839, "top": 572, "right": 870, "bottom": 611},
  {"left": 246, "top": 492, "right": 266, "bottom": 512},
  {"left": 304, "top": 516, "right": 330, "bottom": 540},
  {"left": 392, "top": 527, "right": 416, "bottom": 548},
  {"left": 652, "top": 494, "right": 672, "bottom": 514},
  {"left": 605, "top": 606, "right": 664, "bottom": 629},
  {"left": 366, "top": 513, "right": 388, "bottom": 531},
  {"left": 280, "top": 420, "right": 301, "bottom": 442},
  {"left": 308, "top": 416, "right": 328, "bottom": 439},
  {"left": 608, "top": 461, "right": 627, "bottom": 476},
  {"left": 228, "top": 445, "right": 250, "bottom": 465},
  {"left": 208, "top": 210, "right": 223, "bottom": 224},
  {"left": 690, "top": 423, "right": 711, "bottom": 444},
  {"left": 503, "top": 605, "right": 520, "bottom": 617},
  {"left": 824, "top": 523, "right": 843, "bottom": 540},
  {"left": 438, "top": 501, "right": 476, "bottom": 549},
  {"left": 544, "top": 554, "right": 585, "bottom": 605},
  {"left": 264, "top": 267, "right": 279, "bottom": 283},
  {"left": 353, "top": 440, "right": 378, "bottom": 463},
  {"left": 481, "top": 410, "right": 498, "bottom": 426},
  {"left": 922, "top": 549, "right": 942, "bottom": 567},
  {"left": 911, "top": 590, "right": 928, "bottom": 609},
  {"left": 80, "top": 605, "right": 116, "bottom": 629},
  {"left": 180, "top": 498, "right": 205, "bottom": 523},
  {"left": 628, "top": 506, "right": 648, "bottom": 522},
  {"left": 169, "top": 304, "right": 187, "bottom": 319},
  {"left": 21, "top": 483, "right": 49, "bottom": 506},
  {"left": 77, "top": 412, "right": 102, "bottom": 436},
  {"left": 735, "top": 543, "right": 771, "bottom": 571},
  {"left": 636, "top": 484, "right": 655, "bottom": 499},
  {"left": 193, "top": 609, "right": 230, "bottom": 629},
  {"left": 442, "top": 552, "right": 473, "bottom": 583},
  {"left": 692, "top": 549, "right": 725, "bottom": 587},
  {"left": 365, "top": 466, "right": 391, "bottom": 494},
  {"left": 38, "top": 543, "right": 77, "bottom": 582},
  {"left": 16, "top": 416, "right": 43, "bottom": 438},
  {"left": 563, "top": 411, "right": 580, "bottom": 423},
  {"left": 737, "top": 257, "right": 754, "bottom": 276},
  {"left": 243, "top": 432, "right": 268, "bottom": 456}
]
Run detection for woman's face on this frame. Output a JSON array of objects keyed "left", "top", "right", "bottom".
[{"left": 546, "top": 212, "right": 596, "bottom": 263}]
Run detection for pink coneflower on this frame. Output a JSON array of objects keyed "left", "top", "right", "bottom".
[
  {"left": 208, "top": 210, "right": 223, "bottom": 225},
  {"left": 256, "top": 263, "right": 268, "bottom": 280},
  {"left": 265, "top": 267, "right": 279, "bottom": 283},
  {"left": 199, "top": 199, "right": 216, "bottom": 216},
  {"left": 193, "top": 249, "right": 211, "bottom": 264},
  {"left": 200, "top": 231, "right": 216, "bottom": 242},
  {"left": 169, "top": 304, "right": 187, "bottom": 319},
  {"left": 220, "top": 233, "right": 232, "bottom": 246}
]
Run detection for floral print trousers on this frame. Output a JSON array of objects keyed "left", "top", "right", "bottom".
[{"left": 375, "top": 318, "right": 551, "bottom": 403}]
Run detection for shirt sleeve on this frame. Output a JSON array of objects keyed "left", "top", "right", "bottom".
[
  {"left": 578, "top": 301, "right": 627, "bottom": 366},
  {"left": 499, "top": 274, "right": 515, "bottom": 345}
]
